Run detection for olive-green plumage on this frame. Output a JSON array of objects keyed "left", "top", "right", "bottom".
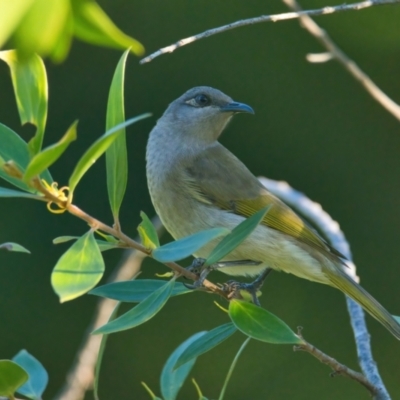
[{"left": 146, "top": 86, "right": 400, "bottom": 339}]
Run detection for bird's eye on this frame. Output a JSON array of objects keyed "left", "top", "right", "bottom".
[{"left": 194, "top": 94, "right": 210, "bottom": 107}]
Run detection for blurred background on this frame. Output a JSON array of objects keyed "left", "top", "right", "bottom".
[{"left": 1, "top": 0, "right": 400, "bottom": 399}]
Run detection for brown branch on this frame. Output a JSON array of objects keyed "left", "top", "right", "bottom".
[
  {"left": 29, "top": 177, "right": 226, "bottom": 297},
  {"left": 282, "top": 0, "right": 400, "bottom": 121},
  {"left": 65, "top": 203, "right": 225, "bottom": 296},
  {"left": 295, "top": 329, "right": 377, "bottom": 396},
  {"left": 140, "top": 0, "right": 400, "bottom": 64}
]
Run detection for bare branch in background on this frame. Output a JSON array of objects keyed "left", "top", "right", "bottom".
[
  {"left": 260, "top": 177, "right": 390, "bottom": 400},
  {"left": 282, "top": 0, "right": 400, "bottom": 121},
  {"left": 140, "top": 0, "right": 400, "bottom": 65},
  {"left": 54, "top": 218, "right": 164, "bottom": 400}
]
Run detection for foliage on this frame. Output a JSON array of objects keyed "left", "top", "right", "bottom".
[{"left": 0, "top": 0, "right": 144, "bottom": 62}]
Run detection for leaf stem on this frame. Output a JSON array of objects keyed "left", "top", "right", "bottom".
[{"left": 218, "top": 337, "right": 251, "bottom": 400}]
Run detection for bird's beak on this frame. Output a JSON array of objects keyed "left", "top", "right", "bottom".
[{"left": 220, "top": 101, "right": 255, "bottom": 114}]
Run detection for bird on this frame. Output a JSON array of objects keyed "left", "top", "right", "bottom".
[{"left": 146, "top": 86, "right": 400, "bottom": 340}]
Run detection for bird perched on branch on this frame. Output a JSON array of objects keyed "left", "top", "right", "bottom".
[{"left": 146, "top": 86, "right": 400, "bottom": 339}]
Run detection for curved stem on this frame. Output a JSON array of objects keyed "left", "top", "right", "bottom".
[{"left": 218, "top": 337, "right": 251, "bottom": 400}]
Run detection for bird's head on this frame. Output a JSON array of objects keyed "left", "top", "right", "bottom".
[{"left": 159, "top": 86, "right": 254, "bottom": 145}]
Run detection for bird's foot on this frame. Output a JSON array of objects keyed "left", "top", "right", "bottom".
[
  {"left": 220, "top": 268, "right": 272, "bottom": 306},
  {"left": 184, "top": 259, "right": 265, "bottom": 292},
  {"left": 184, "top": 258, "right": 213, "bottom": 290}
]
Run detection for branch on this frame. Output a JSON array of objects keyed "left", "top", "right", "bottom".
[
  {"left": 259, "top": 177, "right": 390, "bottom": 400},
  {"left": 140, "top": 0, "right": 400, "bottom": 64},
  {"left": 29, "top": 177, "right": 227, "bottom": 298},
  {"left": 295, "top": 329, "right": 378, "bottom": 396},
  {"left": 65, "top": 203, "right": 226, "bottom": 296},
  {"left": 282, "top": 0, "right": 400, "bottom": 122}
]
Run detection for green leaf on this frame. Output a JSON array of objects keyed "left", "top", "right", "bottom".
[
  {"left": 160, "top": 332, "right": 206, "bottom": 400},
  {"left": 0, "top": 0, "right": 35, "bottom": 48},
  {"left": 229, "top": 300, "right": 303, "bottom": 344},
  {"left": 52, "top": 236, "right": 80, "bottom": 244},
  {"left": 394, "top": 315, "right": 400, "bottom": 324},
  {"left": 0, "top": 242, "right": 30, "bottom": 254},
  {"left": 0, "top": 123, "right": 52, "bottom": 191},
  {"left": 90, "top": 279, "right": 192, "bottom": 302},
  {"left": 0, "top": 360, "right": 28, "bottom": 398},
  {"left": 205, "top": 206, "right": 271, "bottom": 266},
  {"left": 138, "top": 211, "right": 160, "bottom": 249},
  {"left": 13, "top": 350, "right": 48, "bottom": 400},
  {"left": 13, "top": 0, "right": 71, "bottom": 61},
  {"left": 48, "top": 9, "right": 73, "bottom": 63},
  {"left": 24, "top": 120, "right": 78, "bottom": 181},
  {"left": 68, "top": 113, "right": 151, "bottom": 194},
  {"left": 106, "top": 50, "right": 128, "bottom": 225},
  {"left": 175, "top": 323, "right": 237, "bottom": 369},
  {"left": 72, "top": 0, "right": 144, "bottom": 56},
  {"left": 93, "top": 278, "right": 175, "bottom": 335},
  {"left": 53, "top": 236, "right": 121, "bottom": 252},
  {"left": 0, "top": 187, "right": 42, "bottom": 200},
  {"left": 0, "top": 50, "right": 48, "bottom": 155},
  {"left": 51, "top": 230, "right": 105, "bottom": 302},
  {"left": 94, "top": 303, "right": 121, "bottom": 400},
  {"left": 152, "top": 227, "right": 230, "bottom": 263}
]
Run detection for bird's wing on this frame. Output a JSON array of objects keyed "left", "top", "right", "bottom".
[{"left": 184, "top": 144, "right": 344, "bottom": 259}]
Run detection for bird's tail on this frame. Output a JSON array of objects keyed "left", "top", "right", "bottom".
[{"left": 326, "top": 266, "right": 400, "bottom": 340}]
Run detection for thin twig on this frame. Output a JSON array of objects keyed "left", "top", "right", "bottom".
[
  {"left": 283, "top": 0, "right": 400, "bottom": 121},
  {"left": 140, "top": 0, "right": 400, "bottom": 64},
  {"left": 259, "top": 177, "right": 390, "bottom": 400},
  {"left": 29, "top": 178, "right": 226, "bottom": 298},
  {"left": 65, "top": 203, "right": 225, "bottom": 296},
  {"left": 295, "top": 329, "right": 377, "bottom": 396}
]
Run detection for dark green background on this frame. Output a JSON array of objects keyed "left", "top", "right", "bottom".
[{"left": 1, "top": 1, "right": 400, "bottom": 399}]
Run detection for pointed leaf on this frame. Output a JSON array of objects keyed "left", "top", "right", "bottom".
[
  {"left": 175, "top": 323, "right": 237, "bottom": 369},
  {"left": 138, "top": 211, "right": 160, "bottom": 249},
  {"left": 93, "top": 278, "right": 175, "bottom": 334},
  {"left": 13, "top": 0, "right": 70, "bottom": 61},
  {"left": 229, "top": 300, "right": 303, "bottom": 344},
  {"left": 72, "top": 0, "right": 144, "bottom": 56},
  {"left": 0, "top": 360, "right": 28, "bottom": 398},
  {"left": 0, "top": 0, "right": 35, "bottom": 48},
  {"left": 205, "top": 206, "right": 271, "bottom": 266},
  {"left": 24, "top": 120, "right": 78, "bottom": 181},
  {"left": 0, "top": 187, "right": 42, "bottom": 199},
  {"left": 0, "top": 51, "right": 48, "bottom": 155},
  {"left": 160, "top": 332, "right": 206, "bottom": 400},
  {"left": 13, "top": 350, "right": 48, "bottom": 400},
  {"left": 106, "top": 50, "right": 128, "bottom": 224},
  {"left": 90, "top": 279, "right": 191, "bottom": 302},
  {"left": 48, "top": 8, "right": 73, "bottom": 63},
  {"left": 0, "top": 242, "right": 30, "bottom": 254},
  {"left": 53, "top": 236, "right": 120, "bottom": 252},
  {"left": 0, "top": 123, "right": 52, "bottom": 191},
  {"left": 52, "top": 236, "right": 79, "bottom": 244},
  {"left": 68, "top": 113, "right": 151, "bottom": 194},
  {"left": 51, "top": 230, "right": 105, "bottom": 302},
  {"left": 153, "top": 227, "right": 230, "bottom": 263},
  {"left": 94, "top": 303, "right": 121, "bottom": 400}
]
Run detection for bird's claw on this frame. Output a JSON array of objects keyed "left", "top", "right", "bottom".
[
  {"left": 220, "top": 268, "right": 273, "bottom": 306},
  {"left": 184, "top": 258, "right": 214, "bottom": 290}
]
